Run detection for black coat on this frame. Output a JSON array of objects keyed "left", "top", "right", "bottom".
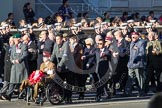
[
  {"left": 85, "top": 47, "right": 111, "bottom": 77},
  {"left": 83, "top": 47, "right": 96, "bottom": 69},
  {"left": 4, "top": 46, "right": 12, "bottom": 82},
  {"left": 23, "top": 8, "right": 35, "bottom": 23},
  {"left": 44, "top": 39, "right": 54, "bottom": 54},
  {"left": 116, "top": 38, "right": 129, "bottom": 72},
  {"left": 37, "top": 39, "right": 54, "bottom": 69},
  {"left": 28, "top": 41, "right": 37, "bottom": 74},
  {"left": 0, "top": 37, "right": 5, "bottom": 77}
]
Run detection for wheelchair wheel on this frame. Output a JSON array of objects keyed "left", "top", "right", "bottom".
[{"left": 46, "top": 83, "right": 62, "bottom": 105}]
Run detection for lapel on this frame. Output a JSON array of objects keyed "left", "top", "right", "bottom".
[
  {"left": 130, "top": 42, "right": 135, "bottom": 49},
  {"left": 28, "top": 41, "right": 34, "bottom": 49},
  {"left": 96, "top": 48, "right": 100, "bottom": 61},
  {"left": 18, "top": 43, "right": 22, "bottom": 49}
]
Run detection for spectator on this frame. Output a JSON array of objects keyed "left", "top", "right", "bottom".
[
  {"left": 83, "top": 12, "right": 90, "bottom": 23},
  {"left": 134, "top": 12, "right": 141, "bottom": 22},
  {"left": 121, "top": 12, "right": 128, "bottom": 22},
  {"left": 77, "top": 13, "right": 82, "bottom": 23},
  {"left": 19, "top": 19, "right": 27, "bottom": 29},
  {"left": 103, "top": 11, "right": 110, "bottom": 22},
  {"left": 5, "top": 13, "right": 15, "bottom": 28},
  {"left": 23, "top": 2, "right": 35, "bottom": 24},
  {"left": 149, "top": 11, "right": 157, "bottom": 20},
  {"left": 58, "top": 0, "right": 73, "bottom": 21}
]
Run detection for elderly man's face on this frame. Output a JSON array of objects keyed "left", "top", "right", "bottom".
[
  {"left": 131, "top": 34, "right": 139, "bottom": 42},
  {"left": 22, "top": 35, "right": 30, "bottom": 44},
  {"left": 14, "top": 38, "right": 20, "bottom": 45}
]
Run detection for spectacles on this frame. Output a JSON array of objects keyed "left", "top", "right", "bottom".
[
  {"left": 86, "top": 44, "right": 91, "bottom": 46},
  {"left": 97, "top": 43, "right": 103, "bottom": 45}
]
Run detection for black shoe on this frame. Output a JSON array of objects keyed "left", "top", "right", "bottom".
[
  {"left": 66, "top": 98, "right": 72, "bottom": 104},
  {"left": 78, "top": 95, "right": 84, "bottom": 100},
  {"left": 123, "top": 93, "right": 131, "bottom": 97},
  {"left": 137, "top": 92, "right": 146, "bottom": 97},
  {"left": 95, "top": 96, "right": 101, "bottom": 102},
  {"left": 34, "top": 97, "right": 40, "bottom": 104},
  {"left": 106, "top": 94, "right": 111, "bottom": 99},
  {"left": 1, "top": 95, "right": 11, "bottom": 101},
  {"left": 0, "top": 96, "right": 4, "bottom": 100}
]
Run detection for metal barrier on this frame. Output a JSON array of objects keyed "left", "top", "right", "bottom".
[{"left": 10, "top": 26, "right": 162, "bottom": 35}]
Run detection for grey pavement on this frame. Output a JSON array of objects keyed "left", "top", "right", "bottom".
[{"left": 0, "top": 98, "right": 149, "bottom": 108}]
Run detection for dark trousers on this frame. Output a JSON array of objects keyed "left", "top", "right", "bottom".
[
  {"left": 6, "top": 83, "right": 21, "bottom": 98},
  {"left": 57, "top": 71, "right": 73, "bottom": 100},
  {"left": 145, "top": 64, "right": 162, "bottom": 92},
  {"left": 112, "top": 59, "right": 128, "bottom": 91},
  {"left": 28, "top": 61, "right": 37, "bottom": 75},
  {"left": 125, "top": 68, "right": 144, "bottom": 94},
  {"left": 95, "top": 61, "right": 109, "bottom": 97},
  {"left": 74, "top": 73, "right": 88, "bottom": 97},
  {"left": 0, "top": 81, "right": 10, "bottom": 95}
]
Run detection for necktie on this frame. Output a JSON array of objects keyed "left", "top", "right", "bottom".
[{"left": 16, "top": 44, "right": 18, "bottom": 49}]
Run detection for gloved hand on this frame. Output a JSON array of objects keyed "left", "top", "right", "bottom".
[{"left": 86, "top": 64, "right": 90, "bottom": 69}]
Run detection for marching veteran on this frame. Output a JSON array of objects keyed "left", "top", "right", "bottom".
[{"left": 1, "top": 33, "right": 28, "bottom": 101}]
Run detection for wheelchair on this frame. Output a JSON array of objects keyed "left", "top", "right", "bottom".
[{"left": 25, "top": 79, "right": 63, "bottom": 106}]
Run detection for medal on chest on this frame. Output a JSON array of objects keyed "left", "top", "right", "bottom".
[{"left": 16, "top": 48, "right": 21, "bottom": 54}]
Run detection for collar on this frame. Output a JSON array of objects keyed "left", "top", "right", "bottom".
[
  {"left": 16, "top": 43, "right": 21, "bottom": 48},
  {"left": 118, "top": 38, "right": 123, "bottom": 43},
  {"left": 45, "top": 61, "right": 50, "bottom": 65},
  {"left": 73, "top": 43, "right": 77, "bottom": 48},
  {"left": 100, "top": 48, "right": 105, "bottom": 52},
  {"left": 58, "top": 42, "right": 63, "bottom": 48},
  {"left": 28, "top": 41, "right": 32, "bottom": 46}
]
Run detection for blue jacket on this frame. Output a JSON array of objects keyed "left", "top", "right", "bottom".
[{"left": 127, "top": 39, "right": 145, "bottom": 69}]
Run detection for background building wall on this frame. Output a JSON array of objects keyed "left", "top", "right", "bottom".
[
  {"left": 0, "top": 0, "right": 13, "bottom": 22},
  {"left": 0, "top": 0, "right": 35, "bottom": 26},
  {"left": 13, "top": 0, "right": 35, "bottom": 25}
]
